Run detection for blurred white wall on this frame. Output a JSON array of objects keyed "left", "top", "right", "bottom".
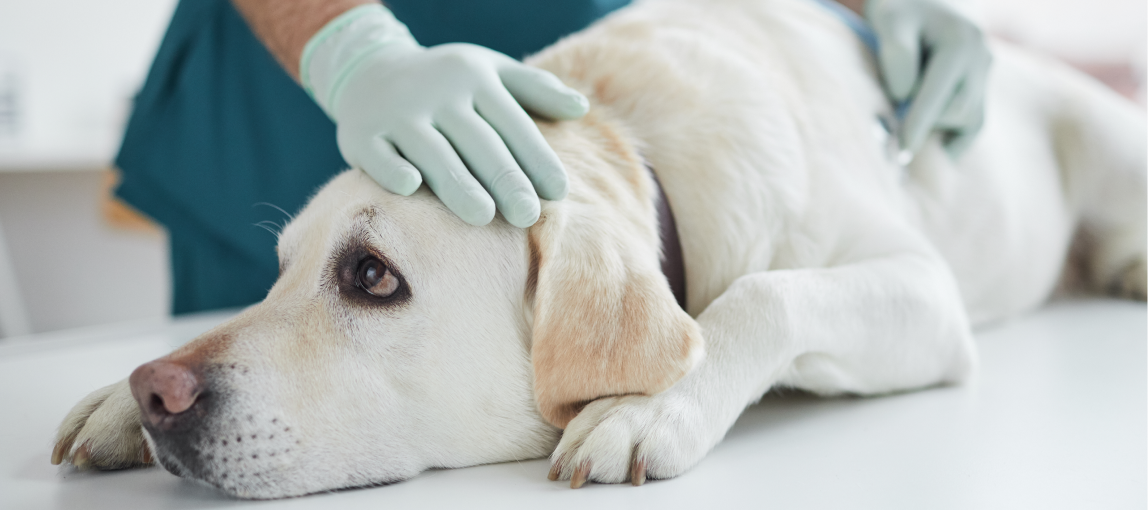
[
  {"left": 0, "top": 0, "right": 176, "bottom": 337},
  {"left": 972, "top": 0, "right": 1147, "bottom": 103},
  {"left": 974, "top": 0, "right": 1145, "bottom": 64},
  {"left": 0, "top": 0, "right": 177, "bottom": 157}
]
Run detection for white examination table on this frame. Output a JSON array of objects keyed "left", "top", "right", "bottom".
[{"left": 0, "top": 298, "right": 1144, "bottom": 508}]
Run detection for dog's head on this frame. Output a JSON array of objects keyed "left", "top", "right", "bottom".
[{"left": 127, "top": 118, "right": 703, "bottom": 498}]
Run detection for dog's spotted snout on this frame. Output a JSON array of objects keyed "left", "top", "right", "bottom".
[{"left": 129, "top": 360, "right": 203, "bottom": 430}]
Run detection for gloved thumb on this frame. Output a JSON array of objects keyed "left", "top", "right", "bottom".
[
  {"left": 875, "top": 23, "right": 922, "bottom": 103},
  {"left": 499, "top": 64, "right": 589, "bottom": 121}
]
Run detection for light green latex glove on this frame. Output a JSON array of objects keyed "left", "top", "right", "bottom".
[
  {"left": 301, "top": 5, "right": 589, "bottom": 227},
  {"left": 866, "top": 0, "right": 991, "bottom": 160}
]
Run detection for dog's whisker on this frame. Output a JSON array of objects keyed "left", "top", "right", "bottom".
[
  {"left": 254, "top": 221, "right": 282, "bottom": 238},
  {"left": 252, "top": 202, "right": 294, "bottom": 223}
]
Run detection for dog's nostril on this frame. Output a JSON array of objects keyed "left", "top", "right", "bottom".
[{"left": 149, "top": 393, "right": 167, "bottom": 415}]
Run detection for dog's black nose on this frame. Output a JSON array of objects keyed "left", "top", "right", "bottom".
[{"left": 129, "top": 360, "right": 203, "bottom": 431}]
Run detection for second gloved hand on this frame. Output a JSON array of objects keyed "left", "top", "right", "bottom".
[
  {"left": 866, "top": 0, "right": 992, "bottom": 160},
  {"left": 302, "top": 5, "right": 589, "bottom": 227}
]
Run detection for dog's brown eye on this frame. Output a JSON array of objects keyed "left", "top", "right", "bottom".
[{"left": 356, "top": 258, "right": 399, "bottom": 297}]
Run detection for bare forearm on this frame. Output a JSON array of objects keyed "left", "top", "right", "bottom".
[
  {"left": 836, "top": 0, "right": 866, "bottom": 15},
  {"left": 231, "top": 0, "right": 376, "bottom": 80}
]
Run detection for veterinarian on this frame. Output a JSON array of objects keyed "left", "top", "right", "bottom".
[{"left": 114, "top": 0, "right": 990, "bottom": 314}]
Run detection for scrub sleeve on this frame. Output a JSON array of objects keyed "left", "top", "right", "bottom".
[{"left": 115, "top": 0, "right": 631, "bottom": 314}]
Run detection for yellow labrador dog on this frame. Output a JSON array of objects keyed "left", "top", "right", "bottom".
[{"left": 52, "top": 0, "right": 1145, "bottom": 499}]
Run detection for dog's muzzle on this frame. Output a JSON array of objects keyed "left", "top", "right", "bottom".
[{"left": 128, "top": 355, "right": 300, "bottom": 496}]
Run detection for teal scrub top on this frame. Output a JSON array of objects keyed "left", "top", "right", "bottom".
[{"left": 115, "top": 0, "right": 630, "bottom": 314}]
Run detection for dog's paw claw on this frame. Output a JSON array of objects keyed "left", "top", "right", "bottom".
[
  {"left": 51, "top": 433, "right": 76, "bottom": 466},
  {"left": 630, "top": 458, "right": 646, "bottom": 486},
  {"left": 72, "top": 442, "right": 93, "bottom": 470},
  {"left": 570, "top": 461, "right": 591, "bottom": 489}
]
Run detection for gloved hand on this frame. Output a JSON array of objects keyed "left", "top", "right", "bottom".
[
  {"left": 301, "top": 5, "right": 589, "bottom": 227},
  {"left": 865, "top": 0, "right": 991, "bottom": 160}
]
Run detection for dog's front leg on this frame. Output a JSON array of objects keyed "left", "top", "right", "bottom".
[{"left": 549, "top": 252, "right": 977, "bottom": 486}]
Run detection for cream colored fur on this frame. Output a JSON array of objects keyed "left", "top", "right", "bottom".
[{"left": 54, "top": 0, "right": 1145, "bottom": 498}]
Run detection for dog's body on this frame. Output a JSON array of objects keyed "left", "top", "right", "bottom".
[{"left": 54, "top": 0, "right": 1145, "bottom": 499}]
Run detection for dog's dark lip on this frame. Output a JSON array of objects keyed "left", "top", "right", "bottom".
[
  {"left": 144, "top": 385, "right": 312, "bottom": 498},
  {"left": 148, "top": 424, "right": 300, "bottom": 498},
  {"left": 152, "top": 444, "right": 412, "bottom": 500},
  {"left": 142, "top": 390, "right": 216, "bottom": 479}
]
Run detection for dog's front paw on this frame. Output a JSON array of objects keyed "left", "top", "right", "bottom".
[
  {"left": 51, "top": 379, "right": 152, "bottom": 470},
  {"left": 547, "top": 393, "right": 716, "bottom": 488}
]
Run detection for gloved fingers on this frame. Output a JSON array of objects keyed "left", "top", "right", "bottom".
[
  {"left": 935, "top": 50, "right": 990, "bottom": 131},
  {"left": 391, "top": 124, "right": 496, "bottom": 226},
  {"left": 475, "top": 86, "right": 569, "bottom": 201},
  {"left": 339, "top": 131, "right": 423, "bottom": 196},
  {"left": 499, "top": 62, "right": 590, "bottom": 121},
  {"left": 436, "top": 107, "right": 541, "bottom": 227},
  {"left": 938, "top": 52, "right": 987, "bottom": 161},
  {"left": 871, "top": 15, "right": 923, "bottom": 102},
  {"left": 935, "top": 80, "right": 972, "bottom": 129},
  {"left": 942, "top": 111, "right": 983, "bottom": 160},
  {"left": 899, "top": 44, "right": 970, "bottom": 155}
]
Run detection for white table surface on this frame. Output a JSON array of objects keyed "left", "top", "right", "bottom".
[{"left": 0, "top": 298, "right": 1143, "bottom": 509}]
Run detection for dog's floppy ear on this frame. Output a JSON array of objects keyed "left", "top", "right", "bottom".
[{"left": 526, "top": 124, "right": 704, "bottom": 429}]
